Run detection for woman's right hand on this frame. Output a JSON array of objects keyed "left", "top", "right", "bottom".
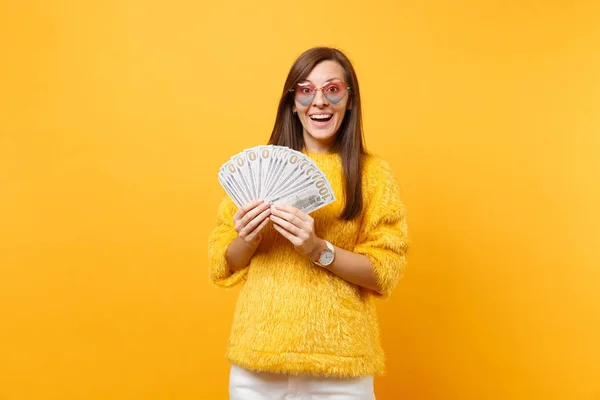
[{"left": 233, "top": 199, "right": 271, "bottom": 246}]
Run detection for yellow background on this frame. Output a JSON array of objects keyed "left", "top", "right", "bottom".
[{"left": 1, "top": 0, "right": 599, "bottom": 399}]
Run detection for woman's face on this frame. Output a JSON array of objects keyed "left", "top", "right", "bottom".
[{"left": 292, "top": 60, "right": 351, "bottom": 152}]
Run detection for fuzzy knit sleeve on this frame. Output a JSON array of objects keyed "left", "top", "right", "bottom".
[
  {"left": 207, "top": 196, "right": 248, "bottom": 287},
  {"left": 353, "top": 157, "right": 409, "bottom": 298}
]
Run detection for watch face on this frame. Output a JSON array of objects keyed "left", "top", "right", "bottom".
[{"left": 320, "top": 250, "right": 334, "bottom": 265}]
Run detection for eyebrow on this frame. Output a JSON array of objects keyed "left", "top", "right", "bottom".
[{"left": 300, "top": 77, "right": 343, "bottom": 84}]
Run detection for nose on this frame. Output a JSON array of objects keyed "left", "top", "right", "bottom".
[{"left": 312, "top": 88, "right": 328, "bottom": 107}]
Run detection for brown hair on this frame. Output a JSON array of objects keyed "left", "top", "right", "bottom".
[{"left": 268, "top": 47, "right": 367, "bottom": 220}]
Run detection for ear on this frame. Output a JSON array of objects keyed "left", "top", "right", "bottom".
[
  {"left": 346, "top": 98, "right": 352, "bottom": 111},
  {"left": 292, "top": 106, "right": 297, "bottom": 114}
]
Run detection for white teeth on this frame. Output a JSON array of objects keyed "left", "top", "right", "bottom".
[{"left": 310, "top": 114, "right": 332, "bottom": 120}]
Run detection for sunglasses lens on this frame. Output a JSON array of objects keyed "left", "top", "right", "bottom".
[
  {"left": 323, "top": 82, "right": 348, "bottom": 104},
  {"left": 293, "top": 83, "right": 314, "bottom": 106}
]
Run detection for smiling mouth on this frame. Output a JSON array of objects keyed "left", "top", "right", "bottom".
[{"left": 309, "top": 114, "right": 333, "bottom": 122}]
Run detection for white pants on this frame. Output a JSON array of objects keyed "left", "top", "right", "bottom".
[{"left": 229, "top": 364, "right": 376, "bottom": 400}]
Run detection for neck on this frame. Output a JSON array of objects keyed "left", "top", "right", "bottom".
[{"left": 303, "top": 132, "right": 335, "bottom": 154}]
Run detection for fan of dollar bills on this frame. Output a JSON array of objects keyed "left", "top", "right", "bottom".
[{"left": 218, "top": 145, "right": 336, "bottom": 214}]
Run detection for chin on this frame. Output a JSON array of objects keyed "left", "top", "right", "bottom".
[
  {"left": 305, "top": 123, "right": 341, "bottom": 141},
  {"left": 306, "top": 130, "right": 337, "bottom": 143}
]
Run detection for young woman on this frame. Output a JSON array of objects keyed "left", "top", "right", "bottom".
[{"left": 208, "top": 47, "right": 409, "bottom": 400}]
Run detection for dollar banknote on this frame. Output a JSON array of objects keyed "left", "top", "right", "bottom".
[{"left": 218, "top": 145, "right": 336, "bottom": 214}]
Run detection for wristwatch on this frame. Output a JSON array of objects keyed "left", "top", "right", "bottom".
[{"left": 312, "top": 240, "right": 335, "bottom": 268}]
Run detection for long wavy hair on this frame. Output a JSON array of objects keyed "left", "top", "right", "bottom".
[{"left": 267, "top": 47, "right": 367, "bottom": 220}]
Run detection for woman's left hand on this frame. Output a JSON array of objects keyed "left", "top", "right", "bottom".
[{"left": 270, "top": 204, "right": 322, "bottom": 259}]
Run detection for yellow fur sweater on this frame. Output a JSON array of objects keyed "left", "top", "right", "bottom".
[{"left": 208, "top": 152, "right": 409, "bottom": 378}]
